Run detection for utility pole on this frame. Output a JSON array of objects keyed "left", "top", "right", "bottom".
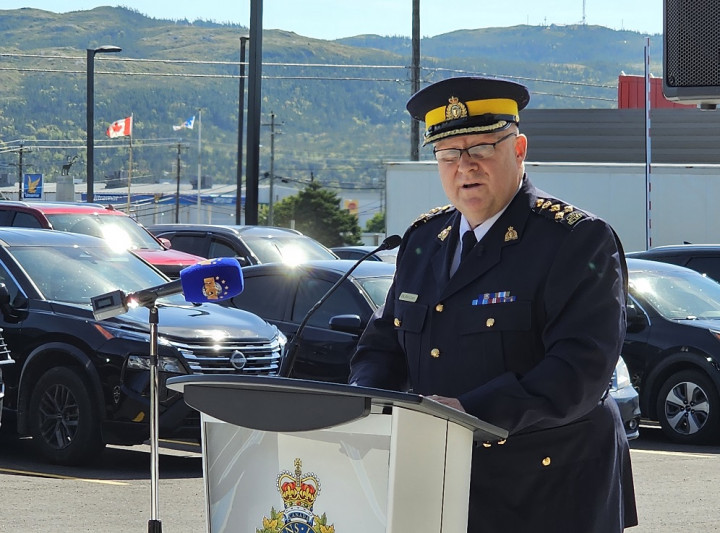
[
  {"left": 263, "top": 112, "right": 281, "bottom": 226},
  {"left": 410, "top": 0, "right": 420, "bottom": 160},
  {"left": 17, "top": 143, "right": 24, "bottom": 200},
  {"left": 175, "top": 143, "right": 187, "bottom": 223}
]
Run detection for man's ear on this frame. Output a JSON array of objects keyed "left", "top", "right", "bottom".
[{"left": 515, "top": 133, "right": 528, "bottom": 161}]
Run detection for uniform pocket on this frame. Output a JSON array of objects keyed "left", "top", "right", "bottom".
[
  {"left": 457, "top": 300, "right": 531, "bottom": 335},
  {"left": 394, "top": 300, "right": 427, "bottom": 333}
]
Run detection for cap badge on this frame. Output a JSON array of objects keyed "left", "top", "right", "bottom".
[
  {"left": 445, "top": 96, "right": 468, "bottom": 121},
  {"left": 504, "top": 226, "right": 518, "bottom": 242}
]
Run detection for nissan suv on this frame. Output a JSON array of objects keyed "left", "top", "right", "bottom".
[{"left": 0, "top": 228, "right": 285, "bottom": 465}]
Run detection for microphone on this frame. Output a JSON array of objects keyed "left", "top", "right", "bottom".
[
  {"left": 280, "top": 234, "right": 402, "bottom": 378},
  {"left": 91, "top": 257, "right": 244, "bottom": 320}
]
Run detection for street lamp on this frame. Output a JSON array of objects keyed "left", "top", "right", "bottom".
[
  {"left": 236, "top": 35, "right": 250, "bottom": 223},
  {"left": 86, "top": 45, "right": 122, "bottom": 203}
]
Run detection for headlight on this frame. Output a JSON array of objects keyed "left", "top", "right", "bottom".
[
  {"left": 127, "top": 354, "right": 187, "bottom": 374},
  {"left": 611, "top": 357, "right": 632, "bottom": 391}
]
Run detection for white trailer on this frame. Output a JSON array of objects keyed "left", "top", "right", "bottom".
[{"left": 385, "top": 161, "right": 720, "bottom": 252}]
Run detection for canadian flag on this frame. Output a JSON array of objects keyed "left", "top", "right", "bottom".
[{"left": 106, "top": 116, "right": 133, "bottom": 138}]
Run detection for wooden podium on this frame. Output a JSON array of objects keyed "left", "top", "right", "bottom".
[{"left": 167, "top": 375, "right": 507, "bottom": 533}]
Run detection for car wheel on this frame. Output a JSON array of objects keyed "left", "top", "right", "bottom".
[
  {"left": 28, "top": 367, "right": 105, "bottom": 465},
  {"left": 656, "top": 369, "right": 720, "bottom": 444}
]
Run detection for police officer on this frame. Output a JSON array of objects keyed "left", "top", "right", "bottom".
[{"left": 349, "top": 76, "right": 638, "bottom": 532}]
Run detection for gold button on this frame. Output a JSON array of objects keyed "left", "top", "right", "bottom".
[
  {"left": 430, "top": 348, "right": 440, "bottom": 358},
  {"left": 482, "top": 441, "right": 492, "bottom": 448},
  {"left": 394, "top": 318, "right": 401, "bottom": 327},
  {"left": 486, "top": 318, "right": 495, "bottom": 327},
  {"left": 542, "top": 456, "right": 551, "bottom": 467},
  {"left": 497, "top": 439, "right": 507, "bottom": 445},
  {"left": 435, "top": 304, "right": 444, "bottom": 312}
]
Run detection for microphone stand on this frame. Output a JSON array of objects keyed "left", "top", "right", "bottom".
[
  {"left": 281, "top": 235, "right": 402, "bottom": 378},
  {"left": 147, "top": 305, "right": 162, "bottom": 533}
]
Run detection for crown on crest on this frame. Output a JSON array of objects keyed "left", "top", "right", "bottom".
[{"left": 277, "top": 458, "right": 320, "bottom": 511}]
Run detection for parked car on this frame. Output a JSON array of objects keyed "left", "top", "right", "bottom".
[
  {"left": 223, "top": 260, "right": 394, "bottom": 383},
  {"left": 0, "top": 328, "right": 13, "bottom": 429},
  {"left": 0, "top": 201, "right": 205, "bottom": 278},
  {"left": 223, "top": 259, "right": 640, "bottom": 438},
  {"left": 147, "top": 223, "right": 338, "bottom": 266},
  {"left": 627, "top": 244, "right": 720, "bottom": 282},
  {"left": 623, "top": 257, "right": 720, "bottom": 444},
  {"left": 331, "top": 245, "right": 398, "bottom": 264},
  {"left": 0, "top": 228, "right": 286, "bottom": 465}
]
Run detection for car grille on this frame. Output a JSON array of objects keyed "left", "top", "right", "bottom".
[{"left": 170, "top": 337, "right": 283, "bottom": 375}]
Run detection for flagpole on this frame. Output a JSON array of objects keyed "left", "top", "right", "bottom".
[
  {"left": 196, "top": 110, "right": 202, "bottom": 223},
  {"left": 127, "top": 113, "right": 133, "bottom": 213}
]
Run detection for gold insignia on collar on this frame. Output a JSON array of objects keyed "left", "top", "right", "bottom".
[
  {"left": 438, "top": 225, "right": 452, "bottom": 241},
  {"left": 541, "top": 200, "right": 552, "bottom": 209},
  {"left": 550, "top": 204, "right": 561, "bottom": 212},
  {"left": 536, "top": 198, "right": 545, "bottom": 208},
  {"left": 555, "top": 212, "right": 564, "bottom": 220},
  {"left": 564, "top": 205, "right": 574, "bottom": 213},
  {"left": 445, "top": 96, "right": 468, "bottom": 120},
  {"left": 504, "top": 226, "right": 518, "bottom": 242}
]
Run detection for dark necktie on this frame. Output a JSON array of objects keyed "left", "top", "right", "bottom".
[{"left": 461, "top": 230, "right": 478, "bottom": 262}]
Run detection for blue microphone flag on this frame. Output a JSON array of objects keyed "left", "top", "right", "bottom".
[{"left": 180, "top": 257, "right": 244, "bottom": 303}]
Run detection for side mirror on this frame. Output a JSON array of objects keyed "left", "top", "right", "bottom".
[
  {"left": 0, "top": 283, "right": 23, "bottom": 323},
  {"left": 158, "top": 237, "right": 172, "bottom": 249},
  {"left": 626, "top": 302, "right": 646, "bottom": 333},
  {"left": 328, "top": 314, "right": 363, "bottom": 334}
]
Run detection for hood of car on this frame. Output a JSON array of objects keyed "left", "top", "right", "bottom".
[
  {"left": 49, "top": 300, "right": 279, "bottom": 342},
  {"left": 132, "top": 248, "right": 205, "bottom": 266}
]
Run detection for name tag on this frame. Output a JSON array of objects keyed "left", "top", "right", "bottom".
[{"left": 399, "top": 292, "right": 418, "bottom": 302}]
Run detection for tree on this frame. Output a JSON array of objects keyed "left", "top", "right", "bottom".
[
  {"left": 271, "top": 181, "right": 363, "bottom": 247},
  {"left": 364, "top": 211, "right": 385, "bottom": 233}
]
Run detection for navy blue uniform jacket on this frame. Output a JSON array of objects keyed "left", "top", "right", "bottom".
[{"left": 349, "top": 176, "right": 638, "bottom": 532}]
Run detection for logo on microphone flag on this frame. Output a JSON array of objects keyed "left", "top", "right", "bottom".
[{"left": 106, "top": 116, "right": 133, "bottom": 138}]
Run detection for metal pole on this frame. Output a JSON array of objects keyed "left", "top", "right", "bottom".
[
  {"left": 86, "top": 49, "right": 95, "bottom": 203},
  {"left": 410, "top": 0, "right": 420, "bottom": 160},
  {"left": 86, "top": 46, "right": 121, "bottom": 203},
  {"left": 245, "top": 0, "right": 263, "bottom": 225},
  {"left": 268, "top": 112, "right": 275, "bottom": 226},
  {"left": 175, "top": 144, "right": 181, "bottom": 223},
  {"left": 196, "top": 110, "right": 202, "bottom": 223},
  {"left": 17, "top": 144, "right": 23, "bottom": 200},
  {"left": 236, "top": 36, "right": 249, "bottom": 223},
  {"left": 644, "top": 37, "right": 652, "bottom": 250},
  {"left": 147, "top": 306, "right": 162, "bottom": 533}
]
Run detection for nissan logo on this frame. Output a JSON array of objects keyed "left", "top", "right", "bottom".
[{"left": 230, "top": 350, "right": 247, "bottom": 370}]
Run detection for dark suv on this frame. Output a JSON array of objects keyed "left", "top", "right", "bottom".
[
  {"left": 0, "top": 201, "right": 205, "bottom": 278},
  {"left": 626, "top": 244, "right": 720, "bottom": 283},
  {"left": 147, "top": 224, "right": 338, "bottom": 266},
  {"left": 0, "top": 228, "right": 285, "bottom": 464}
]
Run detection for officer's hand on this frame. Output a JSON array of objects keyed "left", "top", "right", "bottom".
[{"left": 426, "top": 395, "right": 466, "bottom": 412}]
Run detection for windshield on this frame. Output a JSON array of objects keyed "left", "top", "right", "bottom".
[
  {"left": 244, "top": 235, "right": 337, "bottom": 265},
  {"left": 10, "top": 244, "right": 184, "bottom": 306},
  {"left": 356, "top": 276, "right": 393, "bottom": 308},
  {"left": 45, "top": 213, "right": 163, "bottom": 253},
  {"left": 629, "top": 268, "right": 720, "bottom": 320}
]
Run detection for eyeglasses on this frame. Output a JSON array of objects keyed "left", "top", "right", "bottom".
[{"left": 433, "top": 132, "right": 517, "bottom": 164}]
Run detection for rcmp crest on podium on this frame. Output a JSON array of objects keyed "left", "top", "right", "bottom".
[{"left": 256, "top": 458, "right": 336, "bottom": 533}]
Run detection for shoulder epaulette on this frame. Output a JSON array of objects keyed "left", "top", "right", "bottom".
[
  {"left": 532, "top": 197, "right": 588, "bottom": 229},
  {"left": 410, "top": 204, "right": 455, "bottom": 229}
]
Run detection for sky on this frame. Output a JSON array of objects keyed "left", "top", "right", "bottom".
[{"left": 3, "top": 1, "right": 664, "bottom": 39}]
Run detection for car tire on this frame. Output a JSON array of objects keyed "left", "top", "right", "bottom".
[
  {"left": 28, "top": 367, "right": 105, "bottom": 465},
  {"left": 656, "top": 369, "right": 720, "bottom": 445}
]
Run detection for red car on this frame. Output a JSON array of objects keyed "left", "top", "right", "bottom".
[{"left": 0, "top": 201, "right": 204, "bottom": 278}]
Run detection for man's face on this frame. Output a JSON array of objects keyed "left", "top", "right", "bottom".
[{"left": 433, "top": 128, "right": 527, "bottom": 228}]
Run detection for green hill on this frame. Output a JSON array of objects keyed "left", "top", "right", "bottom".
[{"left": 0, "top": 6, "right": 663, "bottom": 190}]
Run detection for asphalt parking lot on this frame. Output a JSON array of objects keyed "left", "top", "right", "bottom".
[{"left": 0, "top": 424, "right": 719, "bottom": 532}]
